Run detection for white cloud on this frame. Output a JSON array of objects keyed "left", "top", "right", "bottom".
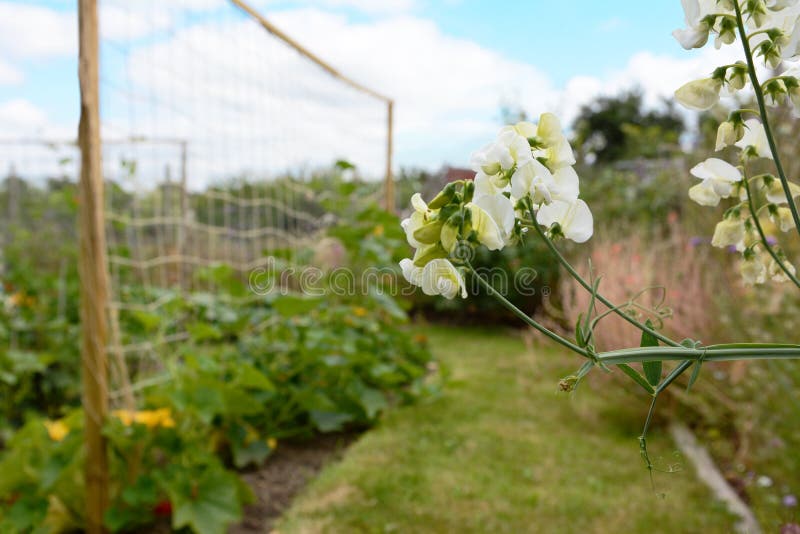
[
  {"left": 0, "top": 1, "right": 768, "bottom": 184},
  {"left": 0, "top": 2, "right": 76, "bottom": 58},
  {"left": 0, "top": 98, "right": 48, "bottom": 129},
  {"left": 0, "top": 58, "right": 23, "bottom": 85}
]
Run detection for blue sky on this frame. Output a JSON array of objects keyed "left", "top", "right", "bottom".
[{"left": 0, "top": 0, "right": 720, "bottom": 181}]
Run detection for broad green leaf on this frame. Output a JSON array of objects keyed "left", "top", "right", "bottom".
[
  {"left": 309, "top": 411, "right": 354, "bottom": 432},
  {"left": 237, "top": 364, "right": 275, "bottom": 391},
  {"left": 617, "top": 364, "right": 655, "bottom": 394},
  {"left": 169, "top": 468, "right": 242, "bottom": 534},
  {"left": 232, "top": 439, "right": 272, "bottom": 469},
  {"left": 640, "top": 320, "right": 661, "bottom": 387},
  {"left": 358, "top": 387, "right": 388, "bottom": 419},
  {"left": 271, "top": 295, "right": 323, "bottom": 317}
]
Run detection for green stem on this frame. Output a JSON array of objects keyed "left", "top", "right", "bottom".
[
  {"left": 734, "top": 0, "right": 800, "bottom": 239},
  {"left": 528, "top": 214, "right": 682, "bottom": 347},
  {"left": 467, "top": 263, "right": 591, "bottom": 358},
  {"left": 598, "top": 345, "right": 800, "bottom": 365},
  {"left": 742, "top": 167, "right": 800, "bottom": 288}
]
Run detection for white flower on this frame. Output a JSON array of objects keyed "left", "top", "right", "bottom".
[
  {"left": 467, "top": 193, "right": 516, "bottom": 251},
  {"left": 715, "top": 121, "right": 743, "bottom": 151},
  {"left": 470, "top": 129, "right": 532, "bottom": 179},
  {"left": 510, "top": 159, "right": 555, "bottom": 204},
  {"left": 688, "top": 158, "right": 742, "bottom": 206},
  {"left": 711, "top": 218, "right": 746, "bottom": 247},
  {"left": 675, "top": 78, "right": 724, "bottom": 110},
  {"left": 551, "top": 166, "right": 580, "bottom": 202},
  {"left": 735, "top": 119, "right": 773, "bottom": 159},
  {"left": 741, "top": 256, "right": 767, "bottom": 285},
  {"left": 400, "top": 193, "right": 430, "bottom": 248},
  {"left": 764, "top": 179, "right": 800, "bottom": 203},
  {"left": 399, "top": 258, "right": 423, "bottom": 286},
  {"left": 773, "top": 206, "right": 795, "bottom": 231},
  {"left": 536, "top": 199, "right": 594, "bottom": 243},
  {"left": 769, "top": 257, "right": 797, "bottom": 282},
  {"left": 672, "top": 0, "right": 721, "bottom": 49},
  {"left": 473, "top": 171, "right": 509, "bottom": 200},
  {"left": 532, "top": 113, "right": 576, "bottom": 169},
  {"left": 421, "top": 259, "right": 467, "bottom": 299},
  {"left": 502, "top": 120, "right": 537, "bottom": 139}
]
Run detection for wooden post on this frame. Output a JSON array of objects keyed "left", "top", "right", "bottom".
[
  {"left": 384, "top": 100, "right": 395, "bottom": 213},
  {"left": 78, "top": 0, "right": 110, "bottom": 531}
]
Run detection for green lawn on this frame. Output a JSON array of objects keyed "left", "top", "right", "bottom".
[{"left": 276, "top": 326, "right": 736, "bottom": 533}]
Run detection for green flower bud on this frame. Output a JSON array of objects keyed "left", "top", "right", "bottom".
[
  {"left": 412, "top": 243, "right": 448, "bottom": 267},
  {"left": 427, "top": 183, "right": 457, "bottom": 210},
  {"left": 412, "top": 220, "right": 445, "bottom": 245},
  {"left": 463, "top": 180, "right": 475, "bottom": 204}
]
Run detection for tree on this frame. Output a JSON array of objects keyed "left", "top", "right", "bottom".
[{"left": 572, "top": 89, "right": 685, "bottom": 163}]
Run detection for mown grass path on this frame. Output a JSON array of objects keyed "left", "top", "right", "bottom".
[{"left": 276, "top": 326, "right": 736, "bottom": 533}]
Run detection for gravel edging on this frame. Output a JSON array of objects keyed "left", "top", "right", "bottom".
[{"left": 670, "top": 423, "right": 761, "bottom": 534}]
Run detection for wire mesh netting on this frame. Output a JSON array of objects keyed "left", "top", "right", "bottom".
[{"left": 0, "top": 0, "right": 392, "bottom": 407}]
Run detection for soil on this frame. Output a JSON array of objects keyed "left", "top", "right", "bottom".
[{"left": 229, "top": 432, "right": 359, "bottom": 533}]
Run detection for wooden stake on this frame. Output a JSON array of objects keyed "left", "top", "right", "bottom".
[
  {"left": 385, "top": 100, "right": 395, "bottom": 213},
  {"left": 78, "top": 0, "right": 110, "bottom": 531}
]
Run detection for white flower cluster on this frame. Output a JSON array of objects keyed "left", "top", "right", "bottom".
[
  {"left": 675, "top": 0, "right": 800, "bottom": 112},
  {"left": 675, "top": 0, "right": 800, "bottom": 284},
  {"left": 399, "top": 113, "right": 593, "bottom": 299}
]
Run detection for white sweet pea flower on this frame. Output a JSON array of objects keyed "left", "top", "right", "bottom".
[
  {"left": 711, "top": 218, "right": 746, "bottom": 247},
  {"left": 769, "top": 0, "right": 799, "bottom": 9},
  {"left": 531, "top": 113, "right": 575, "bottom": 169},
  {"left": 764, "top": 178, "right": 800, "bottom": 203},
  {"left": 675, "top": 77, "right": 724, "bottom": 110},
  {"left": 510, "top": 159, "right": 555, "bottom": 205},
  {"left": 536, "top": 199, "right": 594, "bottom": 243},
  {"left": 473, "top": 171, "right": 509, "bottom": 200},
  {"left": 399, "top": 258, "right": 423, "bottom": 286},
  {"left": 467, "top": 193, "right": 516, "bottom": 251},
  {"left": 470, "top": 129, "right": 532, "bottom": 182},
  {"left": 715, "top": 121, "right": 744, "bottom": 151},
  {"left": 537, "top": 137, "right": 576, "bottom": 170},
  {"left": 421, "top": 259, "right": 467, "bottom": 299},
  {"left": 688, "top": 158, "right": 743, "bottom": 206},
  {"left": 741, "top": 255, "right": 768, "bottom": 285},
  {"left": 735, "top": 119, "right": 773, "bottom": 159},
  {"left": 551, "top": 166, "right": 580, "bottom": 202},
  {"left": 502, "top": 120, "right": 537, "bottom": 139},
  {"left": 672, "top": 0, "right": 721, "bottom": 49},
  {"left": 400, "top": 193, "right": 430, "bottom": 248},
  {"left": 772, "top": 206, "right": 795, "bottom": 231},
  {"left": 769, "top": 257, "right": 797, "bottom": 282}
]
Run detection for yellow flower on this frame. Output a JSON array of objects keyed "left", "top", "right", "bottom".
[
  {"left": 112, "top": 409, "right": 136, "bottom": 427},
  {"left": 44, "top": 420, "right": 69, "bottom": 442},
  {"left": 372, "top": 225, "right": 384, "bottom": 237},
  {"left": 267, "top": 437, "right": 278, "bottom": 450},
  {"left": 353, "top": 306, "right": 368, "bottom": 318},
  {"left": 113, "top": 408, "right": 175, "bottom": 429}
]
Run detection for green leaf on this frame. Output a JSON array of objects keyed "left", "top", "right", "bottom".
[
  {"left": 309, "top": 411, "right": 354, "bottom": 432},
  {"left": 232, "top": 439, "right": 272, "bottom": 469},
  {"left": 271, "top": 295, "right": 323, "bottom": 317},
  {"left": 617, "top": 364, "right": 655, "bottom": 394},
  {"left": 168, "top": 467, "right": 243, "bottom": 534},
  {"left": 640, "top": 320, "right": 661, "bottom": 387},
  {"left": 358, "top": 386, "right": 388, "bottom": 419},
  {"left": 186, "top": 321, "right": 223, "bottom": 342},
  {"left": 686, "top": 361, "right": 703, "bottom": 392},
  {"left": 237, "top": 364, "right": 275, "bottom": 391}
]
